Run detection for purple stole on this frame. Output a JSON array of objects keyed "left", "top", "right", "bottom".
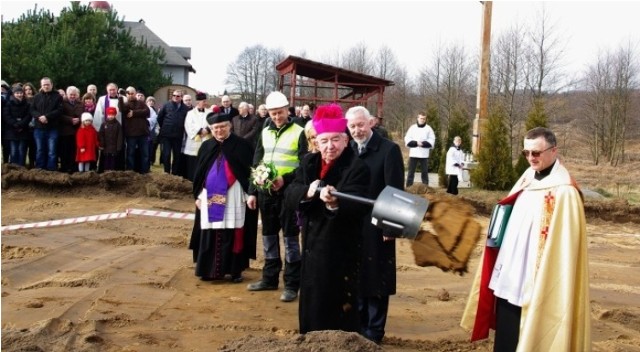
[{"left": 205, "top": 154, "right": 229, "bottom": 222}]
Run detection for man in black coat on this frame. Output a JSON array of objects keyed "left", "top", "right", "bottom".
[
  {"left": 285, "top": 103, "right": 370, "bottom": 334},
  {"left": 157, "top": 89, "right": 189, "bottom": 175},
  {"left": 30, "top": 77, "right": 63, "bottom": 171},
  {"left": 346, "top": 106, "right": 405, "bottom": 344},
  {"left": 189, "top": 111, "right": 256, "bottom": 282}
]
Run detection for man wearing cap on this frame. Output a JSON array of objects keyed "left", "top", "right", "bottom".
[
  {"left": 183, "top": 92, "right": 211, "bottom": 181},
  {"left": 30, "top": 77, "right": 63, "bottom": 171},
  {"left": 122, "top": 87, "right": 151, "bottom": 174},
  {"left": 346, "top": 106, "right": 404, "bottom": 344},
  {"left": 285, "top": 103, "right": 371, "bottom": 333},
  {"left": 246, "top": 91, "right": 308, "bottom": 303},
  {"left": 189, "top": 108, "right": 256, "bottom": 282}
]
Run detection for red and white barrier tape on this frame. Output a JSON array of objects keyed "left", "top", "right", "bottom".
[{"left": 1, "top": 208, "right": 194, "bottom": 233}]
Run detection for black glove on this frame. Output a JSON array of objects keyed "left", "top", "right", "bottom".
[
  {"left": 407, "top": 141, "right": 418, "bottom": 148},
  {"left": 421, "top": 141, "right": 432, "bottom": 148}
]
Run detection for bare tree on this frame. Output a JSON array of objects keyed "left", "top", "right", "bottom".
[
  {"left": 226, "top": 45, "right": 285, "bottom": 106},
  {"left": 419, "top": 42, "right": 476, "bottom": 133},
  {"left": 581, "top": 42, "right": 639, "bottom": 165},
  {"left": 491, "top": 22, "right": 529, "bottom": 156},
  {"left": 383, "top": 66, "right": 416, "bottom": 133},
  {"left": 523, "top": 4, "right": 568, "bottom": 99},
  {"left": 342, "top": 41, "right": 373, "bottom": 74},
  {"left": 374, "top": 45, "right": 399, "bottom": 80}
]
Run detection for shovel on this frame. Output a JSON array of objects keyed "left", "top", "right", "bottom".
[{"left": 320, "top": 185, "right": 429, "bottom": 239}]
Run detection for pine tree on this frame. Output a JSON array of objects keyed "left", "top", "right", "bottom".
[
  {"left": 439, "top": 107, "right": 472, "bottom": 187},
  {"left": 514, "top": 98, "right": 549, "bottom": 175},
  {"left": 1, "top": 3, "right": 170, "bottom": 93},
  {"left": 471, "top": 103, "right": 516, "bottom": 190}
]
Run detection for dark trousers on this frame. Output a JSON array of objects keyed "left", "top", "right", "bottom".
[
  {"left": 9, "top": 140, "right": 27, "bottom": 166},
  {"left": 58, "top": 134, "right": 76, "bottom": 173},
  {"left": 126, "top": 136, "right": 150, "bottom": 173},
  {"left": 406, "top": 157, "right": 429, "bottom": 186},
  {"left": 494, "top": 298, "right": 521, "bottom": 352},
  {"left": 358, "top": 295, "right": 389, "bottom": 343},
  {"left": 102, "top": 153, "right": 117, "bottom": 171},
  {"left": 258, "top": 191, "right": 301, "bottom": 290},
  {"left": 160, "top": 137, "right": 182, "bottom": 175},
  {"left": 185, "top": 154, "right": 197, "bottom": 181},
  {"left": 33, "top": 128, "right": 58, "bottom": 171},
  {"left": 446, "top": 174, "right": 459, "bottom": 195}
]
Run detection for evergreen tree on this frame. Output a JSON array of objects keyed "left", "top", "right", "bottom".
[
  {"left": 471, "top": 103, "right": 516, "bottom": 190},
  {"left": 439, "top": 107, "right": 472, "bottom": 187},
  {"left": 1, "top": 3, "right": 170, "bottom": 92},
  {"left": 514, "top": 98, "right": 549, "bottom": 175}
]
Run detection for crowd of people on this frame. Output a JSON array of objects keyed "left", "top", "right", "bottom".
[{"left": 2, "top": 78, "right": 590, "bottom": 350}]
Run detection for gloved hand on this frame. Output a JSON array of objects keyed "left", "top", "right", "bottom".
[
  {"left": 407, "top": 141, "right": 418, "bottom": 148},
  {"left": 421, "top": 141, "right": 432, "bottom": 148}
]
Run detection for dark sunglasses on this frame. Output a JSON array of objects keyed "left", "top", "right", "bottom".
[
  {"left": 173, "top": 94, "right": 182, "bottom": 98},
  {"left": 522, "top": 146, "right": 554, "bottom": 158}
]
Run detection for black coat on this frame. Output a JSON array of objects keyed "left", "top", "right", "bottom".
[
  {"left": 157, "top": 101, "right": 188, "bottom": 139},
  {"left": 3, "top": 96, "right": 32, "bottom": 141},
  {"left": 189, "top": 133, "right": 256, "bottom": 261},
  {"left": 285, "top": 147, "right": 371, "bottom": 334},
  {"left": 30, "top": 90, "right": 63, "bottom": 130},
  {"left": 351, "top": 131, "right": 405, "bottom": 296}
]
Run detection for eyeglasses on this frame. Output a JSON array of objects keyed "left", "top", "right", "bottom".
[
  {"left": 522, "top": 146, "right": 554, "bottom": 158},
  {"left": 173, "top": 94, "right": 182, "bottom": 98}
]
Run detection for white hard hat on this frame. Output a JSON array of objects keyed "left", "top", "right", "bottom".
[{"left": 265, "top": 91, "right": 289, "bottom": 109}]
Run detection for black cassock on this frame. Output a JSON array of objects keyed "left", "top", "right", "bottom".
[
  {"left": 285, "top": 147, "right": 370, "bottom": 333},
  {"left": 188, "top": 133, "right": 255, "bottom": 279}
]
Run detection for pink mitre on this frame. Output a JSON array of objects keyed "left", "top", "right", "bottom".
[{"left": 312, "top": 103, "right": 346, "bottom": 135}]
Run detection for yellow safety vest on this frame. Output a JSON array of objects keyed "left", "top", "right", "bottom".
[{"left": 261, "top": 123, "right": 303, "bottom": 176}]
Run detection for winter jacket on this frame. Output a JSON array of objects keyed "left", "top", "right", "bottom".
[
  {"left": 121, "top": 98, "right": 150, "bottom": 137},
  {"left": 76, "top": 125, "right": 99, "bottom": 162},
  {"left": 3, "top": 96, "right": 32, "bottom": 141},
  {"left": 60, "top": 98, "right": 84, "bottom": 137},
  {"left": 157, "top": 101, "right": 188, "bottom": 139},
  {"left": 30, "top": 90, "right": 63, "bottom": 130},
  {"left": 98, "top": 118, "right": 123, "bottom": 154}
]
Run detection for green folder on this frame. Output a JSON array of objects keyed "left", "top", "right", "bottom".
[{"left": 487, "top": 204, "right": 513, "bottom": 247}]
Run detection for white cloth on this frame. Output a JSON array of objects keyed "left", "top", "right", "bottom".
[
  {"left": 404, "top": 123, "right": 435, "bottom": 158},
  {"left": 93, "top": 95, "right": 122, "bottom": 131},
  {"left": 198, "top": 181, "right": 246, "bottom": 229},
  {"left": 183, "top": 108, "right": 211, "bottom": 156},
  {"left": 445, "top": 145, "right": 465, "bottom": 179},
  {"left": 488, "top": 188, "right": 541, "bottom": 306},
  {"left": 147, "top": 108, "right": 158, "bottom": 136}
]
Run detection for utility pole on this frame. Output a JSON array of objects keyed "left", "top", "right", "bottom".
[{"left": 472, "top": 1, "right": 492, "bottom": 156}]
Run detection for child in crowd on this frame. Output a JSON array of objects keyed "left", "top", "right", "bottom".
[
  {"left": 76, "top": 113, "right": 99, "bottom": 172},
  {"left": 98, "top": 107, "right": 123, "bottom": 171}
]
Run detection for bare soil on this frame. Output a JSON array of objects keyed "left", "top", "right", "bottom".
[{"left": 1, "top": 165, "right": 639, "bottom": 351}]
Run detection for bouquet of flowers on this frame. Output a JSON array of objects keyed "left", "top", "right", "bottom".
[{"left": 250, "top": 161, "right": 278, "bottom": 193}]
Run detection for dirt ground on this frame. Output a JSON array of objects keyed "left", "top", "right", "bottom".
[{"left": 1, "top": 166, "right": 639, "bottom": 352}]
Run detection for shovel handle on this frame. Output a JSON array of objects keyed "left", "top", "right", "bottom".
[{"left": 317, "top": 187, "right": 376, "bottom": 206}]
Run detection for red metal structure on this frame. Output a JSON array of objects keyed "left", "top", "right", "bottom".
[{"left": 276, "top": 55, "right": 394, "bottom": 117}]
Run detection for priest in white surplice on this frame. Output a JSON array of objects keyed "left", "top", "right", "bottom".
[{"left": 461, "top": 127, "right": 590, "bottom": 352}]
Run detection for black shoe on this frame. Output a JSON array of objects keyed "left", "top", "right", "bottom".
[
  {"left": 280, "top": 289, "right": 298, "bottom": 302},
  {"left": 230, "top": 276, "right": 243, "bottom": 283},
  {"left": 247, "top": 280, "right": 278, "bottom": 291}
]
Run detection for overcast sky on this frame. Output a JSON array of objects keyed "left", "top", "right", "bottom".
[{"left": 2, "top": 1, "right": 639, "bottom": 95}]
